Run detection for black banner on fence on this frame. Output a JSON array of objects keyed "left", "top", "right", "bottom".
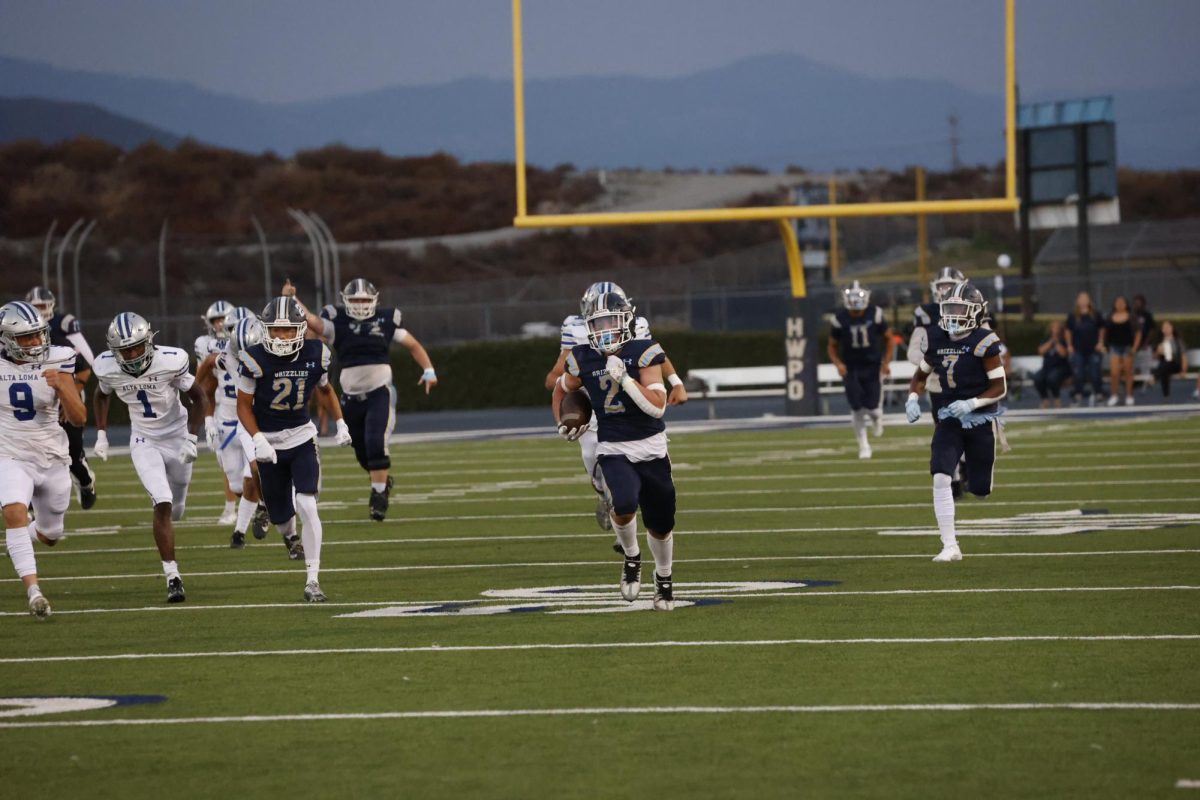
[{"left": 784, "top": 298, "right": 821, "bottom": 416}]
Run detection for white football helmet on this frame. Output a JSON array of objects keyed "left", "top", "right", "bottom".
[
  {"left": 842, "top": 280, "right": 870, "bottom": 312},
  {"left": 226, "top": 316, "right": 264, "bottom": 363},
  {"left": 580, "top": 281, "right": 629, "bottom": 318},
  {"left": 203, "top": 300, "right": 232, "bottom": 339},
  {"left": 106, "top": 312, "right": 156, "bottom": 376},
  {"left": 259, "top": 297, "right": 307, "bottom": 357},
  {"left": 0, "top": 301, "right": 51, "bottom": 362},
  {"left": 342, "top": 279, "right": 379, "bottom": 321},
  {"left": 930, "top": 267, "right": 966, "bottom": 303}
]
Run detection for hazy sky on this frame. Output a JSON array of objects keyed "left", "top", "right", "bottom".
[{"left": 0, "top": 0, "right": 1196, "bottom": 102}]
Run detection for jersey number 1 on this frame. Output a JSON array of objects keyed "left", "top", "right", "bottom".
[
  {"left": 850, "top": 324, "right": 870, "bottom": 349},
  {"left": 136, "top": 389, "right": 158, "bottom": 418},
  {"left": 270, "top": 377, "right": 308, "bottom": 411}
]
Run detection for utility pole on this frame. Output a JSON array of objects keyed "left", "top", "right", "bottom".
[{"left": 948, "top": 112, "right": 962, "bottom": 172}]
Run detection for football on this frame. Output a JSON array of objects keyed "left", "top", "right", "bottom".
[{"left": 559, "top": 390, "right": 593, "bottom": 431}]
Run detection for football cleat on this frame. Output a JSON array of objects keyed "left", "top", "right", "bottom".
[
  {"left": 303, "top": 581, "right": 327, "bottom": 603},
  {"left": 166, "top": 576, "right": 186, "bottom": 603},
  {"left": 595, "top": 494, "right": 613, "bottom": 531},
  {"left": 873, "top": 414, "right": 884, "bottom": 438},
  {"left": 612, "top": 540, "right": 624, "bottom": 556},
  {"left": 858, "top": 443, "right": 872, "bottom": 460},
  {"left": 951, "top": 479, "right": 963, "bottom": 500},
  {"left": 284, "top": 533, "right": 304, "bottom": 560},
  {"left": 653, "top": 572, "right": 675, "bottom": 611},
  {"left": 932, "top": 544, "right": 963, "bottom": 563},
  {"left": 229, "top": 531, "right": 246, "bottom": 549},
  {"left": 28, "top": 592, "right": 51, "bottom": 619},
  {"left": 620, "top": 553, "right": 641, "bottom": 602},
  {"left": 79, "top": 482, "right": 97, "bottom": 510},
  {"left": 252, "top": 503, "right": 270, "bottom": 540},
  {"left": 217, "top": 507, "right": 237, "bottom": 526},
  {"left": 368, "top": 476, "right": 393, "bottom": 522}
]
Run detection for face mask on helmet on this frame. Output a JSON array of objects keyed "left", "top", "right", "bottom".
[
  {"left": 580, "top": 281, "right": 627, "bottom": 318},
  {"left": 938, "top": 290, "right": 982, "bottom": 336},
  {"left": 116, "top": 341, "right": 154, "bottom": 375},
  {"left": 24, "top": 287, "right": 56, "bottom": 321},
  {"left": 106, "top": 312, "right": 156, "bottom": 375},
  {"left": 342, "top": 279, "right": 379, "bottom": 321},
  {"left": 586, "top": 294, "right": 634, "bottom": 354},
  {"left": 843, "top": 283, "right": 870, "bottom": 312},
  {"left": 204, "top": 301, "right": 231, "bottom": 339},
  {"left": 0, "top": 302, "right": 51, "bottom": 362},
  {"left": 260, "top": 298, "right": 307, "bottom": 357}
]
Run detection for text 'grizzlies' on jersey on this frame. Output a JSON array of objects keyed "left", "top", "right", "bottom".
[
  {"left": 560, "top": 314, "right": 651, "bottom": 351},
  {"left": 237, "top": 338, "right": 330, "bottom": 434},
  {"left": 320, "top": 305, "right": 404, "bottom": 367},
  {"left": 566, "top": 339, "right": 666, "bottom": 443},
  {"left": 0, "top": 344, "right": 75, "bottom": 467},
  {"left": 94, "top": 347, "right": 194, "bottom": 438},
  {"left": 925, "top": 326, "right": 1004, "bottom": 414},
  {"left": 830, "top": 305, "right": 889, "bottom": 366}
]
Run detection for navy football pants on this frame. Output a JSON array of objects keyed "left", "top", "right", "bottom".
[
  {"left": 341, "top": 385, "right": 396, "bottom": 471},
  {"left": 257, "top": 439, "right": 321, "bottom": 524},
  {"left": 842, "top": 364, "right": 882, "bottom": 411},
  {"left": 598, "top": 454, "right": 676, "bottom": 533},
  {"left": 929, "top": 418, "right": 996, "bottom": 497}
]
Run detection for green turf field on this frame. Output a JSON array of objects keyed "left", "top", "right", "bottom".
[{"left": 2, "top": 414, "right": 1199, "bottom": 798}]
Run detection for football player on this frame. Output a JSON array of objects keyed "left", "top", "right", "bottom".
[
  {"left": 93, "top": 312, "right": 208, "bottom": 603},
  {"left": 196, "top": 307, "right": 272, "bottom": 549},
  {"left": 25, "top": 286, "right": 98, "bottom": 509},
  {"left": 544, "top": 281, "right": 686, "bottom": 538},
  {"left": 0, "top": 301, "right": 87, "bottom": 617},
  {"left": 905, "top": 282, "right": 1007, "bottom": 562},
  {"left": 552, "top": 292, "right": 677, "bottom": 611},
  {"left": 827, "top": 280, "right": 894, "bottom": 459},
  {"left": 282, "top": 279, "right": 437, "bottom": 522},
  {"left": 194, "top": 299, "right": 240, "bottom": 524},
  {"left": 236, "top": 297, "right": 352, "bottom": 602},
  {"left": 908, "top": 267, "right": 965, "bottom": 370}
]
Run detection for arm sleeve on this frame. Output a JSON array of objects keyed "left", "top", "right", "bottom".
[
  {"left": 66, "top": 331, "right": 95, "bottom": 367},
  {"left": 318, "top": 306, "right": 337, "bottom": 344}
]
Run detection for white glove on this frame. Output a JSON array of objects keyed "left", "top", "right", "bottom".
[
  {"left": 558, "top": 423, "right": 584, "bottom": 442},
  {"left": 334, "top": 418, "right": 353, "bottom": 446},
  {"left": 93, "top": 430, "right": 109, "bottom": 461},
  {"left": 905, "top": 393, "right": 922, "bottom": 424},
  {"left": 946, "top": 399, "right": 976, "bottom": 419},
  {"left": 605, "top": 355, "right": 627, "bottom": 384},
  {"left": 179, "top": 433, "right": 199, "bottom": 464},
  {"left": 252, "top": 432, "right": 277, "bottom": 463},
  {"left": 203, "top": 416, "right": 220, "bottom": 451}
]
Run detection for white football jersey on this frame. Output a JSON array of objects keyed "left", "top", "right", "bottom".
[
  {"left": 560, "top": 314, "right": 651, "bottom": 351},
  {"left": 213, "top": 352, "right": 240, "bottom": 419},
  {"left": 194, "top": 333, "right": 223, "bottom": 361},
  {"left": 95, "top": 346, "right": 195, "bottom": 438},
  {"left": 0, "top": 345, "right": 76, "bottom": 468}
]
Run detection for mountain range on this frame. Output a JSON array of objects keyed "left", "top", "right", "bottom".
[{"left": 1, "top": 53, "right": 1196, "bottom": 170}]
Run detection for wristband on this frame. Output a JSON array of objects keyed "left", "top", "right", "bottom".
[
  {"left": 422, "top": 367, "right": 437, "bottom": 381},
  {"left": 96, "top": 430, "right": 108, "bottom": 443},
  {"left": 667, "top": 373, "right": 683, "bottom": 388}
]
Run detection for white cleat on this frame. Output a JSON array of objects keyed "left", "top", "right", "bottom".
[
  {"left": 620, "top": 554, "right": 641, "bottom": 602},
  {"left": 217, "top": 509, "right": 237, "bottom": 526},
  {"left": 932, "top": 544, "right": 963, "bottom": 563},
  {"left": 28, "top": 592, "right": 51, "bottom": 619},
  {"left": 858, "top": 443, "right": 872, "bottom": 460}
]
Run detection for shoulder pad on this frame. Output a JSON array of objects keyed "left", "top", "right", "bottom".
[
  {"left": 565, "top": 349, "right": 581, "bottom": 377},
  {"left": 638, "top": 342, "right": 666, "bottom": 368},
  {"left": 391, "top": 308, "right": 403, "bottom": 327},
  {"left": 320, "top": 342, "right": 332, "bottom": 369},
  {"left": 321, "top": 304, "right": 337, "bottom": 320},
  {"left": 973, "top": 331, "right": 1001, "bottom": 357}
]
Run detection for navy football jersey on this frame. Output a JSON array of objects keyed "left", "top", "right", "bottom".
[
  {"left": 913, "top": 302, "right": 941, "bottom": 331},
  {"left": 925, "top": 326, "right": 1004, "bottom": 414},
  {"left": 320, "top": 305, "right": 403, "bottom": 368},
  {"left": 237, "top": 339, "right": 330, "bottom": 433},
  {"left": 48, "top": 311, "right": 84, "bottom": 371},
  {"left": 830, "top": 305, "right": 888, "bottom": 366},
  {"left": 566, "top": 339, "right": 667, "bottom": 443}
]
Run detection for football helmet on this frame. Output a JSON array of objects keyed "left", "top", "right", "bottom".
[
  {"left": 842, "top": 280, "right": 870, "bottom": 312},
  {"left": 203, "top": 300, "right": 232, "bottom": 339},
  {"left": 586, "top": 292, "right": 634, "bottom": 355},
  {"left": 930, "top": 267, "right": 966, "bottom": 302},
  {"left": 938, "top": 282, "right": 986, "bottom": 336},
  {"left": 0, "top": 301, "right": 51, "bottom": 362},
  {"left": 24, "top": 286, "right": 56, "bottom": 320},
  {"left": 106, "top": 312, "right": 156, "bottom": 376},
  {"left": 259, "top": 297, "right": 307, "bottom": 357},
  {"left": 226, "top": 316, "right": 264, "bottom": 363},
  {"left": 223, "top": 305, "right": 255, "bottom": 333},
  {"left": 580, "top": 281, "right": 629, "bottom": 317},
  {"left": 342, "top": 278, "right": 379, "bottom": 321}
]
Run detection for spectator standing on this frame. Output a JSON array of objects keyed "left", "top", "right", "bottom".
[
  {"left": 1133, "top": 295, "right": 1156, "bottom": 351},
  {"left": 1101, "top": 295, "right": 1141, "bottom": 406},
  {"left": 1153, "top": 321, "right": 1188, "bottom": 399},
  {"left": 1063, "top": 292, "right": 1105, "bottom": 406},
  {"left": 1033, "top": 321, "right": 1071, "bottom": 408}
]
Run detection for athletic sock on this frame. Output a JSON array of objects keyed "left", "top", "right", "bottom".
[
  {"left": 26, "top": 583, "right": 42, "bottom": 600},
  {"left": 222, "top": 500, "right": 236, "bottom": 516},
  {"left": 852, "top": 410, "right": 869, "bottom": 447},
  {"left": 933, "top": 474, "right": 957, "bottom": 547},
  {"left": 161, "top": 560, "right": 180, "bottom": 581},
  {"left": 278, "top": 517, "right": 297, "bottom": 538},
  {"left": 647, "top": 532, "right": 673, "bottom": 578},
  {"left": 234, "top": 497, "right": 256, "bottom": 534},
  {"left": 613, "top": 517, "right": 639, "bottom": 558},
  {"left": 6, "top": 526, "right": 37, "bottom": 578},
  {"left": 370, "top": 482, "right": 387, "bottom": 493},
  {"left": 294, "top": 493, "right": 323, "bottom": 582}
]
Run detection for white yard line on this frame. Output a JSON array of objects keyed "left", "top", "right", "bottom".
[
  {"left": 0, "top": 702, "right": 1198, "bottom": 729},
  {"left": 1, "top": 633, "right": 1198, "bottom": 665}
]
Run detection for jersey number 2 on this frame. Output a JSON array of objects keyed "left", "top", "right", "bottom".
[
  {"left": 270, "top": 377, "right": 308, "bottom": 411},
  {"left": 596, "top": 375, "right": 625, "bottom": 414},
  {"left": 9, "top": 383, "right": 35, "bottom": 421}
]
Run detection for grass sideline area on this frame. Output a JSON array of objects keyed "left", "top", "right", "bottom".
[{"left": 1, "top": 414, "right": 1198, "bottom": 798}]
